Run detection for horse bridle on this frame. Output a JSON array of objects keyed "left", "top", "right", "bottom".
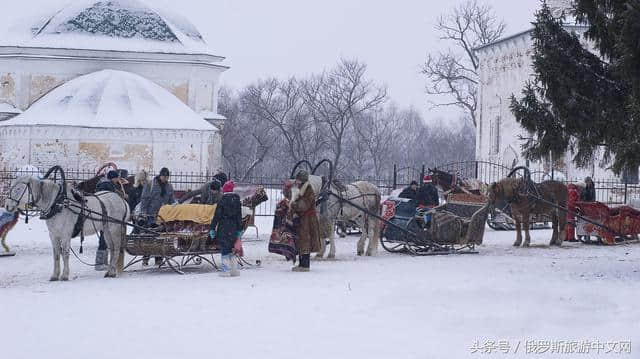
[{"left": 7, "top": 179, "right": 64, "bottom": 221}]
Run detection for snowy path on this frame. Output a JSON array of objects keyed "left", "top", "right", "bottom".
[{"left": 1, "top": 218, "right": 638, "bottom": 359}]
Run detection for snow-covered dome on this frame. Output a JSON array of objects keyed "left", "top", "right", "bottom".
[
  {"left": 6, "top": 0, "right": 214, "bottom": 55},
  {"left": 3, "top": 69, "right": 214, "bottom": 131}
]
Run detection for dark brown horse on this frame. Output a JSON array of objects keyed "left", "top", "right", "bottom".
[
  {"left": 429, "top": 168, "right": 487, "bottom": 195},
  {"left": 488, "top": 177, "right": 568, "bottom": 247}
]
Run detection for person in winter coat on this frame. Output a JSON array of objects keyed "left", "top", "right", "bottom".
[
  {"left": 399, "top": 181, "right": 419, "bottom": 200},
  {"left": 96, "top": 170, "right": 119, "bottom": 193},
  {"left": 209, "top": 181, "right": 243, "bottom": 277},
  {"left": 213, "top": 171, "right": 228, "bottom": 188},
  {"left": 581, "top": 177, "right": 596, "bottom": 202},
  {"left": 94, "top": 170, "right": 121, "bottom": 271},
  {"left": 179, "top": 179, "right": 222, "bottom": 205},
  {"left": 416, "top": 175, "right": 440, "bottom": 207},
  {"left": 141, "top": 167, "right": 176, "bottom": 227},
  {"left": 289, "top": 170, "right": 322, "bottom": 272},
  {"left": 128, "top": 170, "right": 148, "bottom": 214}
]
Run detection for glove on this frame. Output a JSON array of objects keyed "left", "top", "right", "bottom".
[{"left": 209, "top": 230, "right": 216, "bottom": 239}]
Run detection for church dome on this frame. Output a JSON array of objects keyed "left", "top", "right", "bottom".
[
  {"left": 3, "top": 69, "right": 214, "bottom": 131},
  {"left": 12, "top": 0, "right": 214, "bottom": 55}
]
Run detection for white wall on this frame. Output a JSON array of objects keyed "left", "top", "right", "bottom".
[
  {"left": 0, "top": 125, "right": 220, "bottom": 173},
  {"left": 475, "top": 28, "right": 619, "bottom": 181}
]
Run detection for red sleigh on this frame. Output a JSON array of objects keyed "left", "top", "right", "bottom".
[{"left": 567, "top": 184, "right": 640, "bottom": 245}]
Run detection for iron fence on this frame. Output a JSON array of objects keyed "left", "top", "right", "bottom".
[{"left": 2, "top": 162, "right": 640, "bottom": 217}]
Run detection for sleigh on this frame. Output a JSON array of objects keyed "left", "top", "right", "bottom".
[
  {"left": 380, "top": 196, "right": 490, "bottom": 255},
  {"left": 124, "top": 187, "right": 267, "bottom": 274},
  {"left": 573, "top": 201, "right": 640, "bottom": 245}
]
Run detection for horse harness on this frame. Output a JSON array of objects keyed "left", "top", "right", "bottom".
[{"left": 9, "top": 179, "right": 129, "bottom": 254}]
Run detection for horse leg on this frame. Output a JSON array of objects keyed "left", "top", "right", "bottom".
[
  {"left": 365, "top": 218, "right": 379, "bottom": 256},
  {"left": 550, "top": 209, "right": 559, "bottom": 245},
  {"left": 105, "top": 228, "right": 120, "bottom": 278},
  {"left": 356, "top": 229, "right": 366, "bottom": 256},
  {"left": 558, "top": 209, "right": 566, "bottom": 247},
  {"left": 328, "top": 236, "right": 336, "bottom": 259},
  {"left": 49, "top": 234, "right": 61, "bottom": 281},
  {"left": 523, "top": 213, "right": 531, "bottom": 247},
  {"left": 1, "top": 232, "right": 9, "bottom": 253},
  {"left": 513, "top": 215, "right": 523, "bottom": 247},
  {"left": 60, "top": 237, "right": 71, "bottom": 281},
  {"left": 316, "top": 233, "right": 327, "bottom": 260}
]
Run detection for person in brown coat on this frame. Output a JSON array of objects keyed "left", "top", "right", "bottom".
[{"left": 290, "top": 170, "right": 322, "bottom": 272}]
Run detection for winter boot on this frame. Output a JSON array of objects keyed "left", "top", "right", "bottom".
[
  {"left": 94, "top": 249, "right": 109, "bottom": 271},
  {"left": 219, "top": 254, "right": 232, "bottom": 277},
  {"left": 292, "top": 254, "right": 310, "bottom": 272},
  {"left": 229, "top": 255, "right": 240, "bottom": 277}
]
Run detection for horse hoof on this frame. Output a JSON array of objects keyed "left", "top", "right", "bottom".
[
  {"left": 327, "top": 254, "right": 335, "bottom": 260},
  {"left": 104, "top": 272, "right": 116, "bottom": 278},
  {"left": 513, "top": 243, "right": 521, "bottom": 247},
  {"left": 49, "top": 276, "right": 59, "bottom": 282}
]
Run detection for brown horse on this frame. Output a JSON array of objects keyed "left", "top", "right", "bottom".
[
  {"left": 429, "top": 168, "right": 487, "bottom": 195},
  {"left": 488, "top": 177, "right": 568, "bottom": 247}
]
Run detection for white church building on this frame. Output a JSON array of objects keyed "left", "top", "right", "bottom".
[
  {"left": 474, "top": 0, "right": 631, "bottom": 182},
  {"left": 0, "top": 0, "right": 227, "bottom": 173}
]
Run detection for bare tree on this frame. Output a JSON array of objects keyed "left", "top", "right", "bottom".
[
  {"left": 304, "top": 59, "right": 387, "bottom": 174},
  {"left": 241, "top": 77, "right": 327, "bottom": 170},
  {"left": 352, "top": 105, "right": 402, "bottom": 179},
  {"left": 219, "top": 87, "right": 277, "bottom": 180},
  {"left": 421, "top": 0, "right": 505, "bottom": 127}
]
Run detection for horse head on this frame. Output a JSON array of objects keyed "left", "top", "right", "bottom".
[{"left": 5, "top": 176, "right": 59, "bottom": 213}]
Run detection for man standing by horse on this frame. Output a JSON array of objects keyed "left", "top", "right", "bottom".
[
  {"left": 94, "top": 170, "right": 124, "bottom": 270},
  {"left": 290, "top": 170, "right": 322, "bottom": 272}
]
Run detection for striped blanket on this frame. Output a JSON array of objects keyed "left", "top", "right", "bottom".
[{"left": 268, "top": 198, "right": 298, "bottom": 261}]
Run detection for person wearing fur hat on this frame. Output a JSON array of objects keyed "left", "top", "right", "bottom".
[
  {"left": 209, "top": 181, "right": 243, "bottom": 277},
  {"left": 289, "top": 170, "right": 321, "bottom": 272},
  {"left": 141, "top": 167, "right": 176, "bottom": 227},
  {"left": 96, "top": 170, "right": 120, "bottom": 193}
]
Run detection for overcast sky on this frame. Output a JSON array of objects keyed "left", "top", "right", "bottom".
[{"left": 1, "top": 0, "right": 541, "bottom": 123}]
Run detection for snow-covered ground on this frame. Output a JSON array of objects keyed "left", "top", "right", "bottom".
[{"left": 1, "top": 217, "right": 638, "bottom": 359}]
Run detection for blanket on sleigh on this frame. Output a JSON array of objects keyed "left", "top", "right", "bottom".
[{"left": 269, "top": 198, "right": 298, "bottom": 261}]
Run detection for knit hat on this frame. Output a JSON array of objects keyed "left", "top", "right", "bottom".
[
  {"left": 222, "top": 181, "right": 235, "bottom": 193},
  {"left": 159, "top": 167, "right": 170, "bottom": 177},
  {"left": 585, "top": 176, "right": 593, "bottom": 184},
  {"left": 410, "top": 180, "right": 418, "bottom": 186},
  {"left": 210, "top": 179, "right": 221, "bottom": 191},
  {"left": 423, "top": 175, "right": 432, "bottom": 183},
  {"left": 107, "top": 170, "right": 119, "bottom": 180},
  {"left": 295, "top": 170, "right": 309, "bottom": 183}
]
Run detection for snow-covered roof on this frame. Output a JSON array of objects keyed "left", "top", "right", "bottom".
[
  {"left": 0, "top": 0, "right": 217, "bottom": 56},
  {"left": 0, "top": 103, "right": 22, "bottom": 114},
  {"left": 2, "top": 69, "right": 215, "bottom": 131}
]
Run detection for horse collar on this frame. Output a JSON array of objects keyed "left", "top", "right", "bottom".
[{"left": 40, "top": 182, "right": 66, "bottom": 220}]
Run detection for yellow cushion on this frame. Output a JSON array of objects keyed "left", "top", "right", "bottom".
[{"left": 157, "top": 204, "right": 217, "bottom": 225}]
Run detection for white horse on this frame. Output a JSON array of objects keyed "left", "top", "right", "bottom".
[
  {"left": 293, "top": 175, "right": 381, "bottom": 259},
  {"left": 5, "top": 176, "right": 130, "bottom": 280}
]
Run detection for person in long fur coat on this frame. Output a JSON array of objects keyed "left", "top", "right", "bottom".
[{"left": 290, "top": 170, "right": 322, "bottom": 272}]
